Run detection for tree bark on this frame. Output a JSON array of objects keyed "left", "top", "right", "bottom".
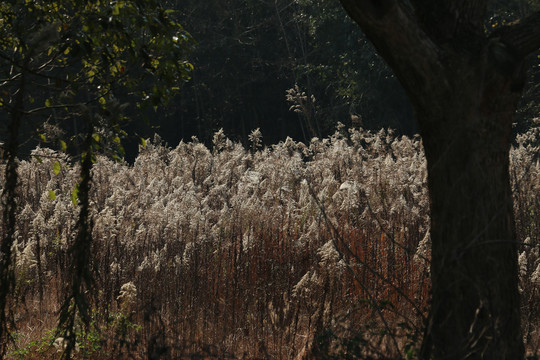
[
  {"left": 0, "top": 61, "right": 27, "bottom": 357},
  {"left": 416, "top": 57, "right": 525, "bottom": 359},
  {"left": 337, "top": 0, "right": 540, "bottom": 358}
]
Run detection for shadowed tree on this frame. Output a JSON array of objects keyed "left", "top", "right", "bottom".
[{"left": 337, "top": 1, "right": 540, "bottom": 359}]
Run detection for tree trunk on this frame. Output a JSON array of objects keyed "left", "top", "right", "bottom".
[
  {"left": 335, "top": 1, "right": 540, "bottom": 358},
  {"left": 0, "top": 62, "right": 27, "bottom": 356},
  {"left": 417, "top": 58, "right": 525, "bottom": 359}
]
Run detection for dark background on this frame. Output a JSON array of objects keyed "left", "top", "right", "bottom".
[{"left": 3, "top": 0, "right": 539, "bottom": 161}]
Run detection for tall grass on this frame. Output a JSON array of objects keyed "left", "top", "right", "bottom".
[{"left": 1, "top": 126, "right": 539, "bottom": 359}]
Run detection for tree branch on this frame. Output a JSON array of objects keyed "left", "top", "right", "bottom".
[
  {"left": 338, "top": 0, "right": 444, "bottom": 100},
  {"left": 409, "top": 0, "right": 488, "bottom": 43},
  {"left": 492, "top": 10, "right": 540, "bottom": 58}
]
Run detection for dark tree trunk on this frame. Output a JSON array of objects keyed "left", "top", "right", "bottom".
[
  {"left": 336, "top": 1, "right": 540, "bottom": 358},
  {"left": 0, "top": 63, "right": 27, "bottom": 357},
  {"left": 417, "top": 58, "right": 525, "bottom": 359}
]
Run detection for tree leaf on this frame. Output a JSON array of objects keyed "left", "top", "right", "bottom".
[
  {"left": 48, "top": 190, "right": 56, "bottom": 201},
  {"left": 53, "top": 160, "right": 61, "bottom": 175},
  {"left": 71, "top": 184, "right": 79, "bottom": 206}
]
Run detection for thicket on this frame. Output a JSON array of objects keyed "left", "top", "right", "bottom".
[{"left": 2, "top": 126, "right": 539, "bottom": 359}]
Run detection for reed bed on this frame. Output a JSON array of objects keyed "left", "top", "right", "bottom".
[{"left": 2, "top": 126, "right": 539, "bottom": 359}]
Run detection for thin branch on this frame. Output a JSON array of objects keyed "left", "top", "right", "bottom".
[
  {"left": 24, "top": 86, "right": 115, "bottom": 115},
  {"left": 306, "top": 180, "right": 427, "bottom": 322}
]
